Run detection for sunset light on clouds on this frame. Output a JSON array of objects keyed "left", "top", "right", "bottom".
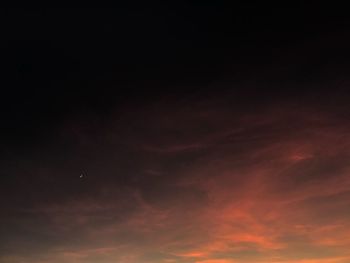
[{"left": 2, "top": 95, "right": 350, "bottom": 263}]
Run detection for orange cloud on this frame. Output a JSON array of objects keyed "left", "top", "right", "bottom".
[{"left": 4, "top": 101, "right": 350, "bottom": 263}]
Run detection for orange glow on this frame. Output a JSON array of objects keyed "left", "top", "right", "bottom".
[{"left": 3, "top": 103, "right": 350, "bottom": 263}]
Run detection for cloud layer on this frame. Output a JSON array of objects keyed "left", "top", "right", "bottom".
[{"left": 1, "top": 93, "right": 350, "bottom": 263}]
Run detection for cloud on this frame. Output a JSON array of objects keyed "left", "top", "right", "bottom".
[{"left": 2, "top": 96, "right": 350, "bottom": 263}]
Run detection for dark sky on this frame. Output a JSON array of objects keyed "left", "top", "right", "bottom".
[{"left": 1, "top": 6, "right": 350, "bottom": 263}]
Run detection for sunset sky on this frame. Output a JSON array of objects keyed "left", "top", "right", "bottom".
[{"left": 1, "top": 7, "right": 350, "bottom": 263}]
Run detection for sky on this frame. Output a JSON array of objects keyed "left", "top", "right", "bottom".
[{"left": 1, "top": 6, "right": 350, "bottom": 263}]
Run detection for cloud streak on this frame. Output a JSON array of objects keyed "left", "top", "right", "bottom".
[{"left": 2, "top": 95, "right": 350, "bottom": 263}]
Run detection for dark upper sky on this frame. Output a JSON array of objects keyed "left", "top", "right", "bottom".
[
  {"left": 1, "top": 6, "right": 349, "bottom": 139},
  {"left": 1, "top": 6, "right": 350, "bottom": 263}
]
